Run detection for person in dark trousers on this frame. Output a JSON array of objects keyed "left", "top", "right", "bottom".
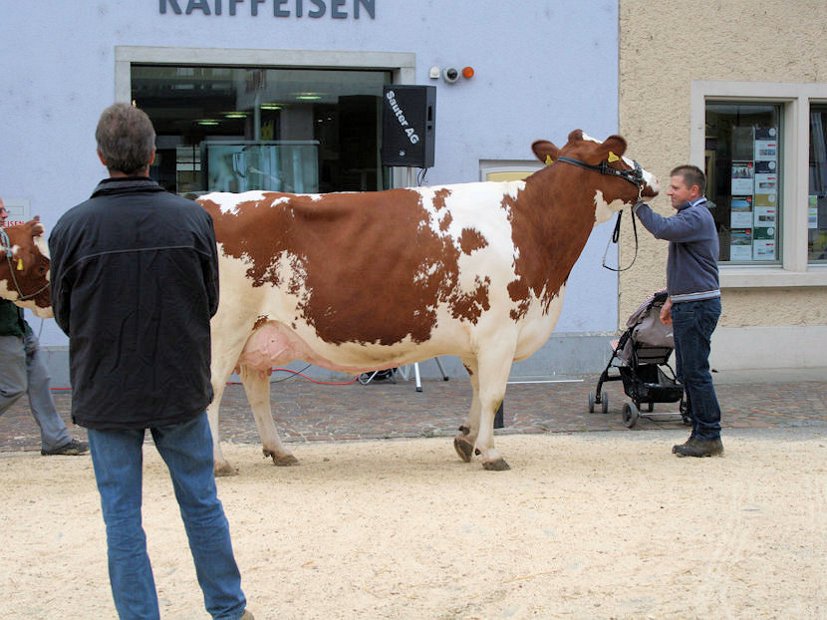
[
  {"left": 49, "top": 103, "right": 253, "bottom": 619},
  {"left": 0, "top": 197, "right": 88, "bottom": 456},
  {"left": 633, "top": 165, "right": 723, "bottom": 458}
]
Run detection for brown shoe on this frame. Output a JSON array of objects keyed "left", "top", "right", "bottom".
[
  {"left": 674, "top": 438, "right": 723, "bottom": 458},
  {"left": 240, "top": 610, "right": 255, "bottom": 620}
]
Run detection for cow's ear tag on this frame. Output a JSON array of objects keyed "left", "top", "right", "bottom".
[
  {"left": 545, "top": 155, "right": 554, "bottom": 166},
  {"left": 607, "top": 151, "right": 621, "bottom": 163},
  {"left": 16, "top": 258, "right": 23, "bottom": 271}
]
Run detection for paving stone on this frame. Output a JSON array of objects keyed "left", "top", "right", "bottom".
[{"left": 2, "top": 373, "right": 825, "bottom": 453}]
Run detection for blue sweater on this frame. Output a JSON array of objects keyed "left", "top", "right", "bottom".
[{"left": 633, "top": 198, "right": 720, "bottom": 302}]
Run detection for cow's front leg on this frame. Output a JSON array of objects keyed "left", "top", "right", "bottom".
[
  {"left": 454, "top": 361, "right": 479, "bottom": 463},
  {"left": 240, "top": 365, "right": 298, "bottom": 467}
]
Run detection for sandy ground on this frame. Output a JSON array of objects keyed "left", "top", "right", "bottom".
[{"left": 1, "top": 429, "right": 826, "bottom": 620}]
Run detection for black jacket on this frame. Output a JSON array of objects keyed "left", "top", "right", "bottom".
[
  {"left": 0, "top": 299, "right": 29, "bottom": 338},
  {"left": 49, "top": 178, "right": 219, "bottom": 430}
]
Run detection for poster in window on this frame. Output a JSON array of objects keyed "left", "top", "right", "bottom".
[
  {"left": 730, "top": 195, "right": 753, "bottom": 228},
  {"left": 753, "top": 224, "right": 776, "bottom": 260},
  {"left": 754, "top": 226, "right": 775, "bottom": 240},
  {"left": 809, "top": 195, "right": 818, "bottom": 229},
  {"left": 731, "top": 161, "right": 754, "bottom": 195},
  {"left": 754, "top": 160, "right": 777, "bottom": 197},
  {"left": 754, "top": 192, "right": 776, "bottom": 207},
  {"left": 753, "top": 239, "right": 776, "bottom": 260},
  {"left": 754, "top": 127, "right": 778, "bottom": 162},
  {"left": 730, "top": 228, "right": 753, "bottom": 261},
  {"left": 754, "top": 206, "right": 776, "bottom": 228}
]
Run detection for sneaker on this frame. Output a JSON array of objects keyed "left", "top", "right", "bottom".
[
  {"left": 41, "top": 439, "right": 89, "bottom": 456},
  {"left": 240, "top": 611, "right": 255, "bottom": 620},
  {"left": 674, "top": 437, "right": 723, "bottom": 458}
]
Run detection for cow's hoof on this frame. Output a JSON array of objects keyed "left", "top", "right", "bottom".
[
  {"left": 214, "top": 462, "right": 239, "bottom": 477},
  {"left": 270, "top": 453, "right": 299, "bottom": 467},
  {"left": 482, "top": 458, "right": 511, "bottom": 471},
  {"left": 453, "top": 436, "right": 474, "bottom": 463}
]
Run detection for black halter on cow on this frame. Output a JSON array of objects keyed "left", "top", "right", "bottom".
[{"left": 198, "top": 129, "right": 660, "bottom": 474}]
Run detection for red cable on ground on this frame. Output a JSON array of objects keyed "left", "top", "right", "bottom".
[{"left": 227, "top": 367, "right": 359, "bottom": 386}]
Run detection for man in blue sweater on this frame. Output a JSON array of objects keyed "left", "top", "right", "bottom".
[{"left": 633, "top": 165, "right": 723, "bottom": 457}]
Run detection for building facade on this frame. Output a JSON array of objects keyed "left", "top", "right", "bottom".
[
  {"left": 618, "top": 0, "right": 827, "bottom": 371},
  {"left": 2, "top": 1, "right": 626, "bottom": 385}
]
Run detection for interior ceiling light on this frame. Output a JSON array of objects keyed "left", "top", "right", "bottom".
[
  {"left": 223, "top": 111, "right": 248, "bottom": 118},
  {"left": 260, "top": 103, "right": 282, "bottom": 110},
  {"left": 294, "top": 92, "right": 322, "bottom": 101},
  {"left": 196, "top": 119, "right": 220, "bottom": 126}
]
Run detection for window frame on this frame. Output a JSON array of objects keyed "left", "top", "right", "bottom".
[
  {"left": 691, "top": 80, "right": 827, "bottom": 287},
  {"left": 114, "top": 46, "right": 416, "bottom": 189}
]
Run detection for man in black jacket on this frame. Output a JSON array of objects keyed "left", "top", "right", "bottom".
[{"left": 49, "top": 103, "right": 252, "bottom": 619}]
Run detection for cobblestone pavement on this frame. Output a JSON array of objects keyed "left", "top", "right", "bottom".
[{"left": 2, "top": 368, "right": 826, "bottom": 453}]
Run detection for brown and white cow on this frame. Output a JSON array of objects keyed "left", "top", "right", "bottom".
[
  {"left": 0, "top": 218, "right": 53, "bottom": 317},
  {"left": 198, "top": 129, "right": 659, "bottom": 474}
]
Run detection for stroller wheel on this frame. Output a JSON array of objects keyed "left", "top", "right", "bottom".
[
  {"left": 622, "top": 402, "right": 639, "bottom": 428},
  {"left": 588, "top": 391, "right": 596, "bottom": 414},
  {"left": 600, "top": 391, "right": 609, "bottom": 414}
]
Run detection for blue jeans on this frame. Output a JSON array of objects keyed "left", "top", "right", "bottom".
[
  {"left": 671, "top": 297, "right": 722, "bottom": 441},
  {"left": 87, "top": 413, "right": 246, "bottom": 620}
]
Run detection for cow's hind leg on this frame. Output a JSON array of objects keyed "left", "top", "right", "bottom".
[
  {"left": 239, "top": 365, "right": 298, "bottom": 466},
  {"left": 208, "top": 379, "right": 238, "bottom": 477},
  {"left": 472, "top": 346, "right": 514, "bottom": 471},
  {"left": 454, "top": 361, "right": 479, "bottom": 463}
]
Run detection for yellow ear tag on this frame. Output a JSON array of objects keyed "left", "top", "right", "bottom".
[
  {"left": 16, "top": 258, "right": 24, "bottom": 271},
  {"left": 545, "top": 154, "right": 554, "bottom": 166},
  {"left": 607, "top": 151, "right": 621, "bottom": 163}
]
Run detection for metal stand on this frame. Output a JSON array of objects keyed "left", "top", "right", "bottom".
[{"left": 398, "top": 357, "right": 450, "bottom": 392}]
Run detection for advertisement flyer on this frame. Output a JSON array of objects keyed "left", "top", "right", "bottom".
[
  {"left": 730, "top": 195, "right": 753, "bottom": 228},
  {"left": 730, "top": 228, "right": 753, "bottom": 261},
  {"left": 754, "top": 205, "right": 776, "bottom": 227},
  {"left": 754, "top": 160, "right": 778, "bottom": 196},
  {"left": 754, "top": 127, "right": 778, "bottom": 162},
  {"left": 755, "top": 192, "right": 777, "bottom": 207},
  {"left": 809, "top": 195, "right": 818, "bottom": 229},
  {"left": 731, "top": 161, "right": 754, "bottom": 195},
  {"left": 753, "top": 239, "right": 776, "bottom": 260}
]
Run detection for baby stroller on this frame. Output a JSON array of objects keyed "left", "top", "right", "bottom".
[{"left": 588, "top": 290, "right": 689, "bottom": 428}]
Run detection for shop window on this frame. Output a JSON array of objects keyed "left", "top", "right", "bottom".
[
  {"left": 131, "top": 65, "right": 391, "bottom": 195},
  {"left": 705, "top": 102, "right": 781, "bottom": 263},
  {"left": 809, "top": 104, "right": 827, "bottom": 263}
]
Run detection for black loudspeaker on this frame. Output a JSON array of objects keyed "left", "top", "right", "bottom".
[{"left": 381, "top": 85, "right": 436, "bottom": 168}]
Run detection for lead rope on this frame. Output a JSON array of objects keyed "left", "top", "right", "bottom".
[{"left": 601, "top": 207, "right": 639, "bottom": 272}]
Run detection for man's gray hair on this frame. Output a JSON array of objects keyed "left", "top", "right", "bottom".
[{"left": 95, "top": 103, "right": 156, "bottom": 175}]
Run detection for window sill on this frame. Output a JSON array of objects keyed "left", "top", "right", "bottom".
[{"left": 720, "top": 266, "right": 827, "bottom": 288}]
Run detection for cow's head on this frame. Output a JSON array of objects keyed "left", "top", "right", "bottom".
[
  {"left": 0, "top": 218, "right": 52, "bottom": 318},
  {"left": 532, "top": 129, "right": 659, "bottom": 226}
]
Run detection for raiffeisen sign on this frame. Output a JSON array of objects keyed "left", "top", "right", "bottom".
[{"left": 159, "top": 0, "right": 376, "bottom": 19}]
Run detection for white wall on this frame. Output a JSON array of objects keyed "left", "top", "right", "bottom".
[{"left": 1, "top": 1, "right": 622, "bottom": 365}]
